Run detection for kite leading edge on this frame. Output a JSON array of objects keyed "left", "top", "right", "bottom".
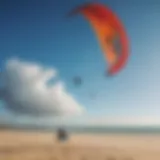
[{"left": 68, "top": 3, "right": 129, "bottom": 76}]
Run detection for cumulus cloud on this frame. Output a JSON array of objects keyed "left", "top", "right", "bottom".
[{"left": 0, "top": 58, "right": 84, "bottom": 117}]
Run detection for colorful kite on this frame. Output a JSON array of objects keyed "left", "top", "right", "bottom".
[{"left": 69, "top": 3, "right": 129, "bottom": 76}]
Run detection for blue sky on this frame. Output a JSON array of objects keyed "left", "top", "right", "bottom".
[{"left": 0, "top": 0, "right": 160, "bottom": 126}]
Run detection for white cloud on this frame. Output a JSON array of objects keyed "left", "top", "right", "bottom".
[{"left": 0, "top": 58, "right": 84, "bottom": 117}]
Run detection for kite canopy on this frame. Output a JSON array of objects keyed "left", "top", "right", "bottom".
[{"left": 69, "top": 3, "right": 129, "bottom": 76}]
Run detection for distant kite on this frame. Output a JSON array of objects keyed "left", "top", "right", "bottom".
[
  {"left": 68, "top": 3, "right": 129, "bottom": 75},
  {"left": 73, "top": 76, "right": 82, "bottom": 86}
]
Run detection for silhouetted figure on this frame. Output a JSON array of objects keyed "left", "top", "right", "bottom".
[{"left": 57, "top": 128, "right": 68, "bottom": 142}]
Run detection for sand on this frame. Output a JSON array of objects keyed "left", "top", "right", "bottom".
[{"left": 0, "top": 130, "right": 160, "bottom": 160}]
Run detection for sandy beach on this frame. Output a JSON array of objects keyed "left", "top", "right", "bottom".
[{"left": 0, "top": 130, "right": 160, "bottom": 160}]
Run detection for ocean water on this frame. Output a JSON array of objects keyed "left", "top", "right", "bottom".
[
  {"left": 2, "top": 124, "right": 160, "bottom": 134},
  {"left": 66, "top": 126, "right": 160, "bottom": 134}
]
